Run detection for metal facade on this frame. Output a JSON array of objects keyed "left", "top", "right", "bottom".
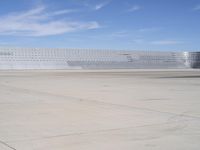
[{"left": 0, "top": 48, "right": 199, "bottom": 69}]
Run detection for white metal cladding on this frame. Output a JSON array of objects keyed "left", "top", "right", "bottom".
[{"left": 0, "top": 48, "right": 199, "bottom": 69}]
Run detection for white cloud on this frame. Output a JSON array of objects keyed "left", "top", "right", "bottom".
[
  {"left": 50, "top": 9, "right": 80, "bottom": 16},
  {"left": 150, "top": 40, "right": 183, "bottom": 45},
  {"left": 94, "top": 1, "right": 110, "bottom": 10},
  {"left": 128, "top": 5, "right": 141, "bottom": 12},
  {"left": 193, "top": 5, "right": 200, "bottom": 11},
  {"left": 79, "top": 0, "right": 111, "bottom": 11},
  {"left": 0, "top": 6, "right": 100, "bottom": 37}
]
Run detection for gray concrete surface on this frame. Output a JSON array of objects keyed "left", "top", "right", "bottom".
[{"left": 0, "top": 70, "right": 200, "bottom": 150}]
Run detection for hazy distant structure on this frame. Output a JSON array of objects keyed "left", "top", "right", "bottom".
[{"left": 0, "top": 48, "right": 199, "bottom": 69}]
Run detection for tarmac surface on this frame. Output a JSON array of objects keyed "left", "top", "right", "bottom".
[{"left": 0, "top": 69, "right": 200, "bottom": 150}]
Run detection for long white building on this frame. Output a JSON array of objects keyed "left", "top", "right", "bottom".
[{"left": 0, "top": 48, "right": 199, "bottom": 69}]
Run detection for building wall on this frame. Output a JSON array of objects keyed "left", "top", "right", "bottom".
[{"left": 0, "top": 48, "right": 199, "bottom": 69}]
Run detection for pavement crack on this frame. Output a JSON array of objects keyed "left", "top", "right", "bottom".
[
  {"left": 0, "top": 140, "right": 17, "bottom": 150},
  {"left": 1, "top": 83, "right": 200, "bottom": 121},
  {"left": 6, "top": 121, "right": 176, "bottom": 143}
]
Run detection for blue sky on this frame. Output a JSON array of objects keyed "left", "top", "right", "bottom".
[{"left": 0, "top": 0, "right": 199, "bottom": 51}]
